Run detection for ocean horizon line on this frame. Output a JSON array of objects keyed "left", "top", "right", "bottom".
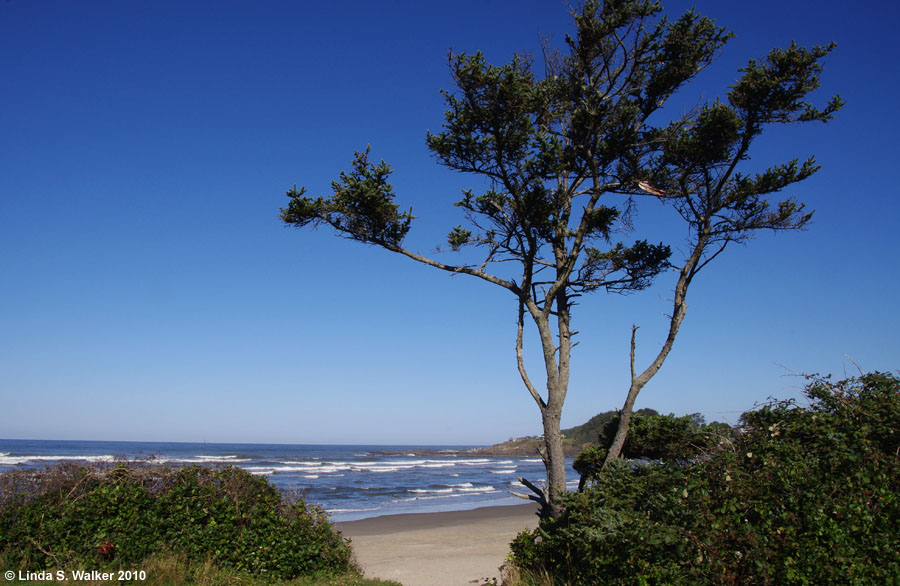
[{"left": 0, "top": 437, "right": 489, "bottom": 449}]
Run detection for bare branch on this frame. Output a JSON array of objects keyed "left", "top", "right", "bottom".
[
  {"left": 518, "top": 299, "right": 547, "bottom": 410},
  {"left": 382, "top": 242, "right": 519, "bottom": 293},
  {"left": 692, "top": 240, "right": 729, "bottom": 275},
  {"left": 630, "top": 324, "right": 639, "bottom": 382},
  {"left": 510, "top": 490, "right": 546, "bottom": 504}
]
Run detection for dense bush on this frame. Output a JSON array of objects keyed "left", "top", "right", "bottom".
[
  {"left": 511, "top": 372, "right": 900, "bottom": 585},
  {"left": 0, "top": 464, "right": 353, "bottom": 580},
  {"left": 573, "top": 411, "right": 732, "bottom": 489}
]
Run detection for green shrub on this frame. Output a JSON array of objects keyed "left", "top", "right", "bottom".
[
  {"left": 573, "top": 412, "right": 732, "bottom": 487},
  {"left": 511, "top": 372, "right": 900, "bottom": 585},
  {"left": 0, "top": 464, "right": 353, "bottom": 580}
]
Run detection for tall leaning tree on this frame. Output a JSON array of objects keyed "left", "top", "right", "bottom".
[{"left": 280, "top": 0, "right": 841, "bottom": 517}]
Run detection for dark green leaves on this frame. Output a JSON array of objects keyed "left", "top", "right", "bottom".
[
  {"left": 580, "top": 240, "right": 672, "bottom": 292},
  {"left": 599, "top": 411, "right": 715, "bottom": 462},
  {"left": 650, "top": 42, "right": 841, "bottom": 255},
  {"left": 0, "top": 465, "right": 354, "bottom": 579},
  {"left": 447, "top": 225, "right": 472, "bottom": 251},
  {"left": 426, "top": 52, "right": 557, "bottom": 183},
  {"left": 729, "top": 42, "right": 844, "bottom": 133},
  {"left": 663, "top": 103, "right": 743, "bottom": 169},
  {"left": 280, "top": 1, "right": 839, "bottom": 342},
  {"left": 513, "top": 373, "right": 900, "bottom": 585},
  {"left": 583, "top": 205, "right": 621, "bottom": 240},
  {"left": 280, "top": 148, "right": 412, "bottom": 246},
  {"left": 426, "top": 51, "right": 564, "bottom": 254},
  {"left": 418, "top": 2, "right": 733, "bottom": 299},
  {"left": 642, "top": 10, "right": 732, "bottom": 114},
  {"left": 279, "top": 185, "right": 322, "bottom": 227},
  {"left": 731, "top": 158, "right": 820, "bottom": 200}
]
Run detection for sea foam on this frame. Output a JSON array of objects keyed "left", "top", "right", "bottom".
[{"left": 0, "top": 455, "right": 116, "bottom": 466}]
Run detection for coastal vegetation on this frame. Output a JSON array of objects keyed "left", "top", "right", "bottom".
[
  {"left": 572, "top": 410, "right": 733, "bottom": 490},
  {"left": 562, "top": 408, "right": 661, "bottom": 450},
  {"left": 0, "top": 464, "right": 397, "bottom": 585},
  {"left": 477, "top": 409, "right": 730, "bottom": 463},
  {"left": 279, "top": 0, "right": 841, "bottom": 517},
  {"left": 508, "top": 372, "right": 900, "bottom": 584}
]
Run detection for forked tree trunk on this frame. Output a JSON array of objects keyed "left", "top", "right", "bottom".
[
  {"left": 515, "top": 299, "right": 571, "bottom": 518},
  {"left": 535, "top": 302, "right": 571, "bottom": 518}
]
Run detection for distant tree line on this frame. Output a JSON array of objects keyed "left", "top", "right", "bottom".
[{"left": 562, "top": 407, "right": 661, "bottom": 448}]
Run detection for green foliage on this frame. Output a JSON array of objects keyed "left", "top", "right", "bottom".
[
  {"left": 0, "top": 465, "right": 353, "bottom": 580},
  {"left": 281, "top": 148, "right": 412, "bottom": 247},
  {"left": 511, "top": 372, "right": 900, "bottom": 585},
  {"left": 650, "top": 41, "right": 844, "bottom": 249},
  {"left": 600, "top": 412, "right": 716, "bottom": 461},
  {"left": 278, "top": 0, "right": 757, "bottom": 297},
  {"left": 562, "top": 408, "right": 659, "bottom": 448},
  {"left": 279, "top": 0, "right": 841, "bottom": 515},
  {"left": 447, "top": 225, "right": 473, "bottom": 251},
  {"left": 582, "top": 241, "right": 672, "bottom": 293},
  {"left": 573, "top": 411, "right": 729, "bottom": 487}
]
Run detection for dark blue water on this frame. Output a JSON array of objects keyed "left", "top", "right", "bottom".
[{"left": 0, "top": 439, "right": 572, "bottom": 521}]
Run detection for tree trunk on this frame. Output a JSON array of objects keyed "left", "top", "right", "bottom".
[
  {"left": 541, "top": 405, "right": 566, "bottom": 518},
  {"left": 526, "top": 303, "right": 570, "bottom": 519},
  {"left": 604, "top": 381, "right": 641, "bottom": 464}
]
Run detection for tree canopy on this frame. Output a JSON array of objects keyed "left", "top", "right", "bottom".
[{"left": 281, "top": 0, "right": 841, "bottom": 516}]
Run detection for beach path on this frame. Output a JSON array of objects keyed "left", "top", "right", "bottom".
[{"left": 335, "top": 504, "right": 540, "bottom": 586}]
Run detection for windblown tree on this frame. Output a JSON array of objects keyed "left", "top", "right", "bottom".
[{"left": 280, "top": 0, "right": 841, "bottom": 517}]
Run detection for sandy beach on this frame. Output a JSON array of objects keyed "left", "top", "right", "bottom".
[{"left": 335, "top": 503, "right": 540, "bottom": 586}]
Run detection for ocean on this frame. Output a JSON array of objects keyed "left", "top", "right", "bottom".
[{"left": 0, "top": 439, "right": 574, "bottom": 521}]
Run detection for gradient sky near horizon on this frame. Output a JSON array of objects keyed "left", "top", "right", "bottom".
[{"left": 1, "top": 0, "right": 897, "bottom": 445}]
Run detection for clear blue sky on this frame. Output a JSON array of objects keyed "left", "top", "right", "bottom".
[{"left": 1, "top": 0, "right": 897, "bottom": 445}]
